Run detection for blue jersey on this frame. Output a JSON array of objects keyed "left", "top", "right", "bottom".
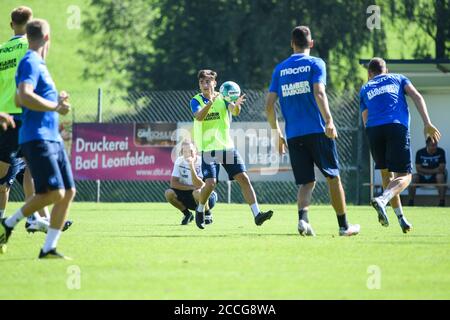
[
  {"left": 269, "top": 53, "right": 327, "bottom": 139},
  {"left": 359, "top": 73, "right": 412, "bottom": 128},
  {"left": 15, "top": 50, "right": 61, "bottom": 144}
]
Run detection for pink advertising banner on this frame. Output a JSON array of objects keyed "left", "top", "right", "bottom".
[{"left": 71, "top": 123, "right": 176, "bottom": 181}]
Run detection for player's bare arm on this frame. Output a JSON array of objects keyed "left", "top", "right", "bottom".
[
  {"left": 362, "top": 109, "right": 368, "bottom": 127},
  {"left": 404, "top": 83, "right": 441, "bottom": 143},
  {"left": 313, "top": 83, "right": 337, "bottom": 139},
  {"left": 18, "top": 83, "right": 71, "bottom": 115},
  {"left": 187, "top": 157, "right": 205, "bottom": 189},
  {"left": 170, "top": 176, "right": 196, "bottom": 191},
  {"left": 265, "top": 92, "right": 287, "bottom": 154},
  {"left": 227, "top": 94, "right": 246, "bottom": 116}
]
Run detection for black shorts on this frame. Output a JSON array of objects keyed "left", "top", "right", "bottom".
[
  {"left": 0, "top": 117, "right": 22, "bottom": 164},
  {"left": 417, "top": 172, "right": 448, "bottom": 184},
  {"left": 201, "top": 149, "right": 247, "bottom": 181},
  {"left": 0, "top": 157, "right": 26, "bottom": 187},
  {"left": 366, "top": 123, "right": 412, "bottom": 173},
  {"left": 20, "top": 140, "right": 75, "bottom": 194},
  {"left": 172, "top": 189, "right": 217, "bottom": 210},
  {"left": 287, "top": 133, "right": 340, "bottom": 185}
]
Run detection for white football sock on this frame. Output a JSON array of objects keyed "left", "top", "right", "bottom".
[
  {"left": 43, "top": 228, "right": 62, "bottom": 253},
  {"left": 197, "top": 203, "right": 206, "bottom": 213},
  {"left": 393, "top": 207, "right": 404, "bottom": 219},
  {"left": 5, "top": 209, "right": 25, "bottom": 228},
  {"left": 250, "top": 203, "right": 260, "bottom": 217},
  {"left": 379, "top": 189, "right": 395, "bottom": 206}
]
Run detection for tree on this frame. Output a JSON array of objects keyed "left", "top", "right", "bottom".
[{"left": 81, "top": 0, "right": 385, "bottom": 92}]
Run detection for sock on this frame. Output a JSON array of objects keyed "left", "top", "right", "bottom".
[
  {"left": 5, "top": 209, "right": 25, "bottom": 228},
  {"left": 197, "top": 203, "right": 206, "bottom": 213},
  {"left": 0, "top": 209, "right": 5, "bottom": 219},
  {"left": 379, "top": 189, "right": 395, "bottom": 206},
  {"left": 337, "top": 214, "right": 349, "bottom": 230},
  {"left": 182, "top": 209, "right": 191, "bottom": 216},
  {"left": 250, "top": 203, "right": 260, "bottom": 217},
  {"left": 42, "top": 228, "right": 62, "bottom": 253},
  {"left": 393, "top": 207, "right": 403, "bottom": 219},
  {"left": 298, "top": 209, "right": 309, "bottom": 223}
]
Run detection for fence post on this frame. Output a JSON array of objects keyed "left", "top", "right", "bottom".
[
  {"left": 96, "top": 88, "right": 102, "bottom": 203},
  {"left": 356, "top": 116, "right": 363, "bottom": 205},
  {"left": 227, "top": 180, "right": 231, "bottom": 204}
]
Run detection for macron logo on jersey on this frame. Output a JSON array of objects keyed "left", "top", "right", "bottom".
[
  {"left": 366, "top": 84, "right": 398, "bottom": 100},
  {"left": 280, "top": 66, "right": 311, "bottom": 77}
]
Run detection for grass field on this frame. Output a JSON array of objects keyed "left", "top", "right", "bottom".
[{"left": 0, "top": 202, "right": 449, "bottom": 300}]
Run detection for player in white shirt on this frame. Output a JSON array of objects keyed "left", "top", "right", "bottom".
[{"left": 165, "top": 140, "right": 217, "bottom": 225}]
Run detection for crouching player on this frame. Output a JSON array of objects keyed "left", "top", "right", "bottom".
[{"left": 165, "top": 140, "right": 217, "bottom": 225}]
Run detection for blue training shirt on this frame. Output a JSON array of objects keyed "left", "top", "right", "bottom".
[
  {"left": 15, "top": 50, "right": 61, "bottom": 144},
  {"left": 359, "top": 73, "right": 412, "bottom": 128},
  {"left": 269, "top": 53, "right": 327, "bottom": 139}
]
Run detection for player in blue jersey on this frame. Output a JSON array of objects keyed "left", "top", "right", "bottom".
[
  {"left": 266, "top": 26, "right": 360, "bottom": 237},
  {"left": 0, "top": 19, "right": 75, "bottom": 259},
  {"left": 360, "top": 57, "right": 441, "bottom": 233}
]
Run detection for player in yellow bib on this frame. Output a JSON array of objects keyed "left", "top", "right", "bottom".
[{"left": 190, "top": 69, "right": 274, "bottom": 229}]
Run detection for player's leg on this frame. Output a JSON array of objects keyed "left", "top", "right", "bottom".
[
  {"left": 372, "top": 124, "right": 412, "bottom": 232},
  {"left": 0, "top": 142, "right": 65, "bottom": 248},
  {"left": 407, "top": 173, "right": 420, "bottom": 206},
  {"left": 194, "top": 189, "right": 215, "bottom": 225},
  {"left": 309, "top": 133, "right": 359, "bottom": 236},
  {"left": 195, "top": 151, "right": 219, "bottom": 229},
  {"left": 22, "top": 166, "right": 50, "bottom": 219},
  {"left": 167, "top": 188, "right": 195, "bottom": 225},
  {"left": 436, "top": 173, "right": 446, "bottom": 206},
  {"left": 0, "top": 161, "right": 11, "bottom": 219},
  {"left": 287, "top": 136, "right": 316, "bottom": 236},
  {"left": 39, "top": 142, "right": 76, "bottom": 259},
  {"left": 165, "top": 188, "right": 187, "bottom": 211},
  {"left": 224, "top": 149, "right": 273, "bottom": 226}
]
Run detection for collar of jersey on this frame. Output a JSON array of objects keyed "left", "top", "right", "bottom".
[{"left": 9, "top": 34, "right": 25, "bottom": 41}]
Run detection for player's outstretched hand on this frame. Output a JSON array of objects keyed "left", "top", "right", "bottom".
[
  {"left": 235, "top": 94, "right": 246, "bottom": 107},
  {"left": 325, "top": 121, "right": 338, "bottom": 139},
  {"left": 0, "top": 112, "right": 15, "bottom": 131},
  {"left": 424, "top": 123, "right": 441, "bottom": 144}
]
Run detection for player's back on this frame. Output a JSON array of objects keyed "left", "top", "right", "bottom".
[
  {"left": 269, "top": 54, "right": 327, "bottom": 139},
  {"left": 0, "top": 36, "right": 28, "bottom": 113},
  {"left": 360, "top": 73, "right": 411, "bottom": 128}
]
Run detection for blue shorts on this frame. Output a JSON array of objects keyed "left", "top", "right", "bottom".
[
  {"left": 20, "top": 140, "right": 75, "bottom": 194},
  {"left": 0, "top": 157, "right": 26, "bottom": 188},
  {"left": 366, "top": 123, "right": 412, "bottom": 173},
  {"left": 287, "top": 133, "right": 340, "bottom": 185},
  {"left": 201, "top": 149, "right": 247, "bottom": 181}
]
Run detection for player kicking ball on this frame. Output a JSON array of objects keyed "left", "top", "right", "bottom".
[
  {"left": 360, "top": 58, "right": 441, "bottom": 233},
  {"left": 190, "top": 70, "right": 273, "bottom": 229},
  {"left": 165, "top": 140, "right": 217, "bottom": 225}
]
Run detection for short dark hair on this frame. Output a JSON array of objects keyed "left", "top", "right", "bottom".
[
  {"left": 197, "top": 69, "right": 217, "bottom": 80},
  {"left": 292, "top": 26, "right": 311, "bottom": 49},
  {"left": 26, "top": 19, "right": 50, "bottom": 42},
  {"left": 11, "top": 6, "right": 33, "bottom": 26},
  {"left": 426, "top": 137, "right": 437, "bottom": 146},
  {"left": 368, "top": 57, "right": 387, "bottom": 75}
]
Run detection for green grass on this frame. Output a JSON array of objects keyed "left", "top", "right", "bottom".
[{"left": 1, "top": 202, "right": 449, "bottom": 299}]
